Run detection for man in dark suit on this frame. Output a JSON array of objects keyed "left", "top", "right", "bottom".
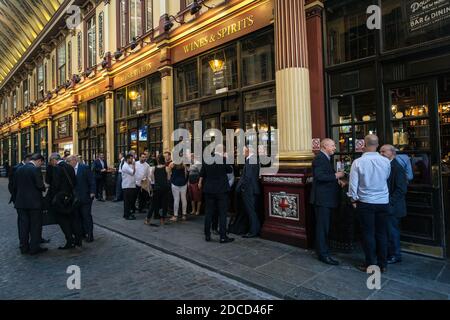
[
  {"left": 236, "top": 145, "right": 261, "bottom": 238},
  {"left": 310, "top": 139, "right": 345, "bottom": 265},
  {"left": 12, "top": 154, "right": 47, "bottom": 255},
  {"left": 68, "top": 155, "right": 96, "bottom": 243},
  {"left": 48, "top": 153, "right": 82, "bottom": 250},
  {"left": 93, "top": 153, "right": 107, "bottom": 201},
  {"left": 8, "top": 154, "right": 32, "bottom": 204},
  {"left": 113, "top": 153, "right": 124, "bottom": 202},
  {"left": 380, "top": 144, "right": 408, "bottom": 264},
  {"left": 199, "top": 145, "right": 234, "bottom": 243}
]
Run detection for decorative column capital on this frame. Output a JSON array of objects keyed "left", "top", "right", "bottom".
[{"left": 159, "top": 66, "right": 173, "bottom": 78}]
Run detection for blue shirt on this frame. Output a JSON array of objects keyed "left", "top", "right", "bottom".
[
  {"left": 347, "top": 152, "right": 391, "bottom": 204},
  {"left": 395, "top": 154, "right": 414, "bottom": 181}
]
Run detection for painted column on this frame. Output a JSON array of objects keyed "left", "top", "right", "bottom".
[
  {"left": 160, "top": 66, "right": 174, "bottom": 153},
  {"left": 72, "top": 108, "right": 79, "bottom": 155},
  {"left": 306, "top": 1, "right": 326, "bottom": 140},
  {"left": 275, "top": 0, "right": 314, "bottom": 166},
  {"left": 105, "top": 92, "right": 115, "bottom": 166}
]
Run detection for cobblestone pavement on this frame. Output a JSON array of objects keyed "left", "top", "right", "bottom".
[{"left": 0, "top": 181, "right": 276, "bottom": 300}]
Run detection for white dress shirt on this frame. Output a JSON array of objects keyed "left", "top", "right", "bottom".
[
  {"left": 347, "top": 152, "right": 391, "bottom": 204},
  {"left": 121, "top": 162, "right": 136, "bottom": 189},
  {"left": 135, "top": 161, "right": 151, "bottom": 187},
  {"left": 74, "top": 163, "right": 79, "bottom": 176}
]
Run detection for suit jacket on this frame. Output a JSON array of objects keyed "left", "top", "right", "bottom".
[
  {"left": 8, "top": 162, "right": 24, "bottom": 203},
  {"left": 388, "top": 159, "right": 408, "bottom": 217},
  {"left": 310, "top": 151, "right": 340, "bottom": 208},
  {"left": 13, "top": 163, "right": 45, "bottom": 210},
  {"left": 48, "top": 161, "right": 77, "bottom": 200},
  {"left": 200, "top": 157, "right": 233, "bottom": 194},
  {"left": 236, "top": 155, "right": 261, "bottom": 195},
  {"left": 75, "top": 164, "right": 96, "bottom": 204},
  {"left": 93, "top": 159, "right": 108, "bottom": 179}
]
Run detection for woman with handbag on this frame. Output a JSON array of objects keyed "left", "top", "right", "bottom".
[{"left": 145, "top": 154, "right": 170, "bottom": 226}]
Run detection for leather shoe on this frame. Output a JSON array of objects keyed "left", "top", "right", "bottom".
[
  {"left": 318, "top": 256, "right": 339, "bottom": 265},
  {"left": 242, "top": 233, "right": 258, "bottom": 239},
  {"left": 58, "top": 243, "right": 76, "bottom": 250},
  {"left": 205, "top": 235, "right": 211, "bottom": 242},
  {"left": 29, "top": 247, "right": 48, "bottom": 255},
  {"left": 387, "top": 256, "right": 402, "bottom": 264},
  {"left": 125, "top": 215, "right": 136, "bottom": 220},
  {"left": 220, "top": 237, "right": 235, "bottom": 244},
  {"left": 20, "top": 247, "right": 30, "bottom": 255},
  {"left": 40, "top": 238, "right": 51, "bottom": 244}
]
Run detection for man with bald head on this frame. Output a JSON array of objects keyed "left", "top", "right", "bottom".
[
  {"left": 380, "top": 144, "right": 407, "bottom": 264},
  {"left": 310, "top": 138, "right": 345, "bottom": 265},
  {"left": 348, "top": 134, "right": 391, "bottom": 272}
]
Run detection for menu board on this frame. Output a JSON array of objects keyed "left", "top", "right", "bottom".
[
  {"left": 56, "top": 115, "right": 71, "bottom": 140},
  {"left": 405, "top": 0, "right": 450, "bottom": 34}
]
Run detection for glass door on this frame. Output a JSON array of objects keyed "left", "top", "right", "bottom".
[{"left": 386, "top": 79, "right": 445, "bottom": 256}]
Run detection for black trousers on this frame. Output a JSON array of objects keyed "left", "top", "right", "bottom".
[
  {"left": 357, "top": 202, "right": 389, "bottom": 268},
  {"left": 96, "top": 177, "right": 105, "bottom": 199},
  {"left": 17, "top": 209, "right": 43, "bottom": 252},
  {"left": 56, "top": 211, "right": 83, "bottom": 245},
  {"left": 239, "top": 191, "right": 261, "bottom": 236},
  {"left": 77, "top": 201, "right": 94, "bottom": 236},
  {"left": 123, "top": 188, "right": 137, "bottom": 218},
  {"left": 147, "top": 189, "right": 169, "bottom": 220},
  {"left": 137, "top": 186, "right": 149, "bottom": 211},
  {"left": 314, "top": 206, "right": 332, "bottom": 259},
  {"left": 204, "top": 193, "right": 228, "bottom": 239}
]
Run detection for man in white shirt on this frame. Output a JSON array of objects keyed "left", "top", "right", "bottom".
[
  {"left": 135, "top": 153, "right": 152, "bottom": 213},
  {"left": 122, "top": 154, "right": 137, "bottom": 220},
  {"left": 348, "top": 134, "right": 391, "bottom": 272}
]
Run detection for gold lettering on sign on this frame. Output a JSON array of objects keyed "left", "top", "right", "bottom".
[
  {"left": 115, "top": 62, "right": 153, "bottom": 86},
  {"left": 80, "top": 88, "right": 101, "bottom": 101},
  {"left": 183, "top": 15, "right": 255, "bottom": 54}
]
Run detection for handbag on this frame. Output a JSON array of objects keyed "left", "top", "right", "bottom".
[{"left": 51, "top": 165, "right": 80, "bottom": 215}]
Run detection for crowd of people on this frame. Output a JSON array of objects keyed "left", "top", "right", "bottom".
[
  {"left": 311, "top": 134, "right": 409, "bottom": 272},
  {"left": 9, "top": 133, "right": 410, "bottom": 270},
  {"left": 8, "top": 143, "right": 263, "bottom": 255}
]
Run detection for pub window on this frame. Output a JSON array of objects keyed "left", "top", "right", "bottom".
[
  {"left": 67, "top": 41, "right": 72, "bottom": 78},
  {"left": 115, "top": 124, "right": 128, "bottom": 163},
  {"left": 44, "top": 63, "right": 48, "bottom": 93},
  {"left": 145, "top": 0, "right": 153, "bottom": 32},
  {"left": 78, "top": 103, "right": 88, "bottom": 130},
  {"left": 176, "top": 60, "right": 199, "bottom": 103},
  {"left": 99, "top": 12, "right": 105, "bottom": 58},
  {"left": 12, "top": 90, "right": 17, "bottom": 114},
  {"left": 21, "top": 128, "right": 31, "bottom": 159},
  {"left": 201, "top": 45, "right": 238, "bottom": 97},
  {"left": 52, "top": 56, "right": 56, "bottom": 88},
  {"left": 128, "top": 82, "right": 145, "bottom": 115},
  {"left": 57, "top": 41, "right": 66, "bottom": 86},
  {"left": 148, "top": 75, "right": 161, "bottom": 109},
  {"left": 176, "top": 105, "right": 200, "bottom": 139},
  {"left": 119, "top": 0, "right": 128, "bottom": 47},
  {"left": 148, "top": 112, "right": 162, "bottom": 156},
  {"left": 325, "top": 0, "right": 376, "bottom": 65},
  {"left": 382, "top": 0, "right": 450, "bottom": 51},
  {"left": 37, "top": 63, "right": 45, "bottom": 99},
  {"left": 89, "top": 100, "right": 98, "bottom": 126},
  {"left": 98, "top": 98, "right": 105, "bottom": 124},
  {"left": 86, "top": 16, "right": 97, "bottom": 68},
  {"left": 129, "top": 0, "right": 143, "bottom": 41},
  {"left": 241, "top": 31, "right": 275, "bottom": 87},
  {"left": 77, "top": 32, "right": 82, "bottom": 72},
  {"left": 183, "top": 0, "right": 194, "bottom": 9},
  {"left": 23, "top": 79, "right": 29, "bottom": 108},
  {"left": 115, "top": 89, "right": 127, "bottom": 119}
]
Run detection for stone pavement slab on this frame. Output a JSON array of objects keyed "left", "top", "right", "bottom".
[{"left": 90, "top": 198, "right": 450, "bottom": 300}]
